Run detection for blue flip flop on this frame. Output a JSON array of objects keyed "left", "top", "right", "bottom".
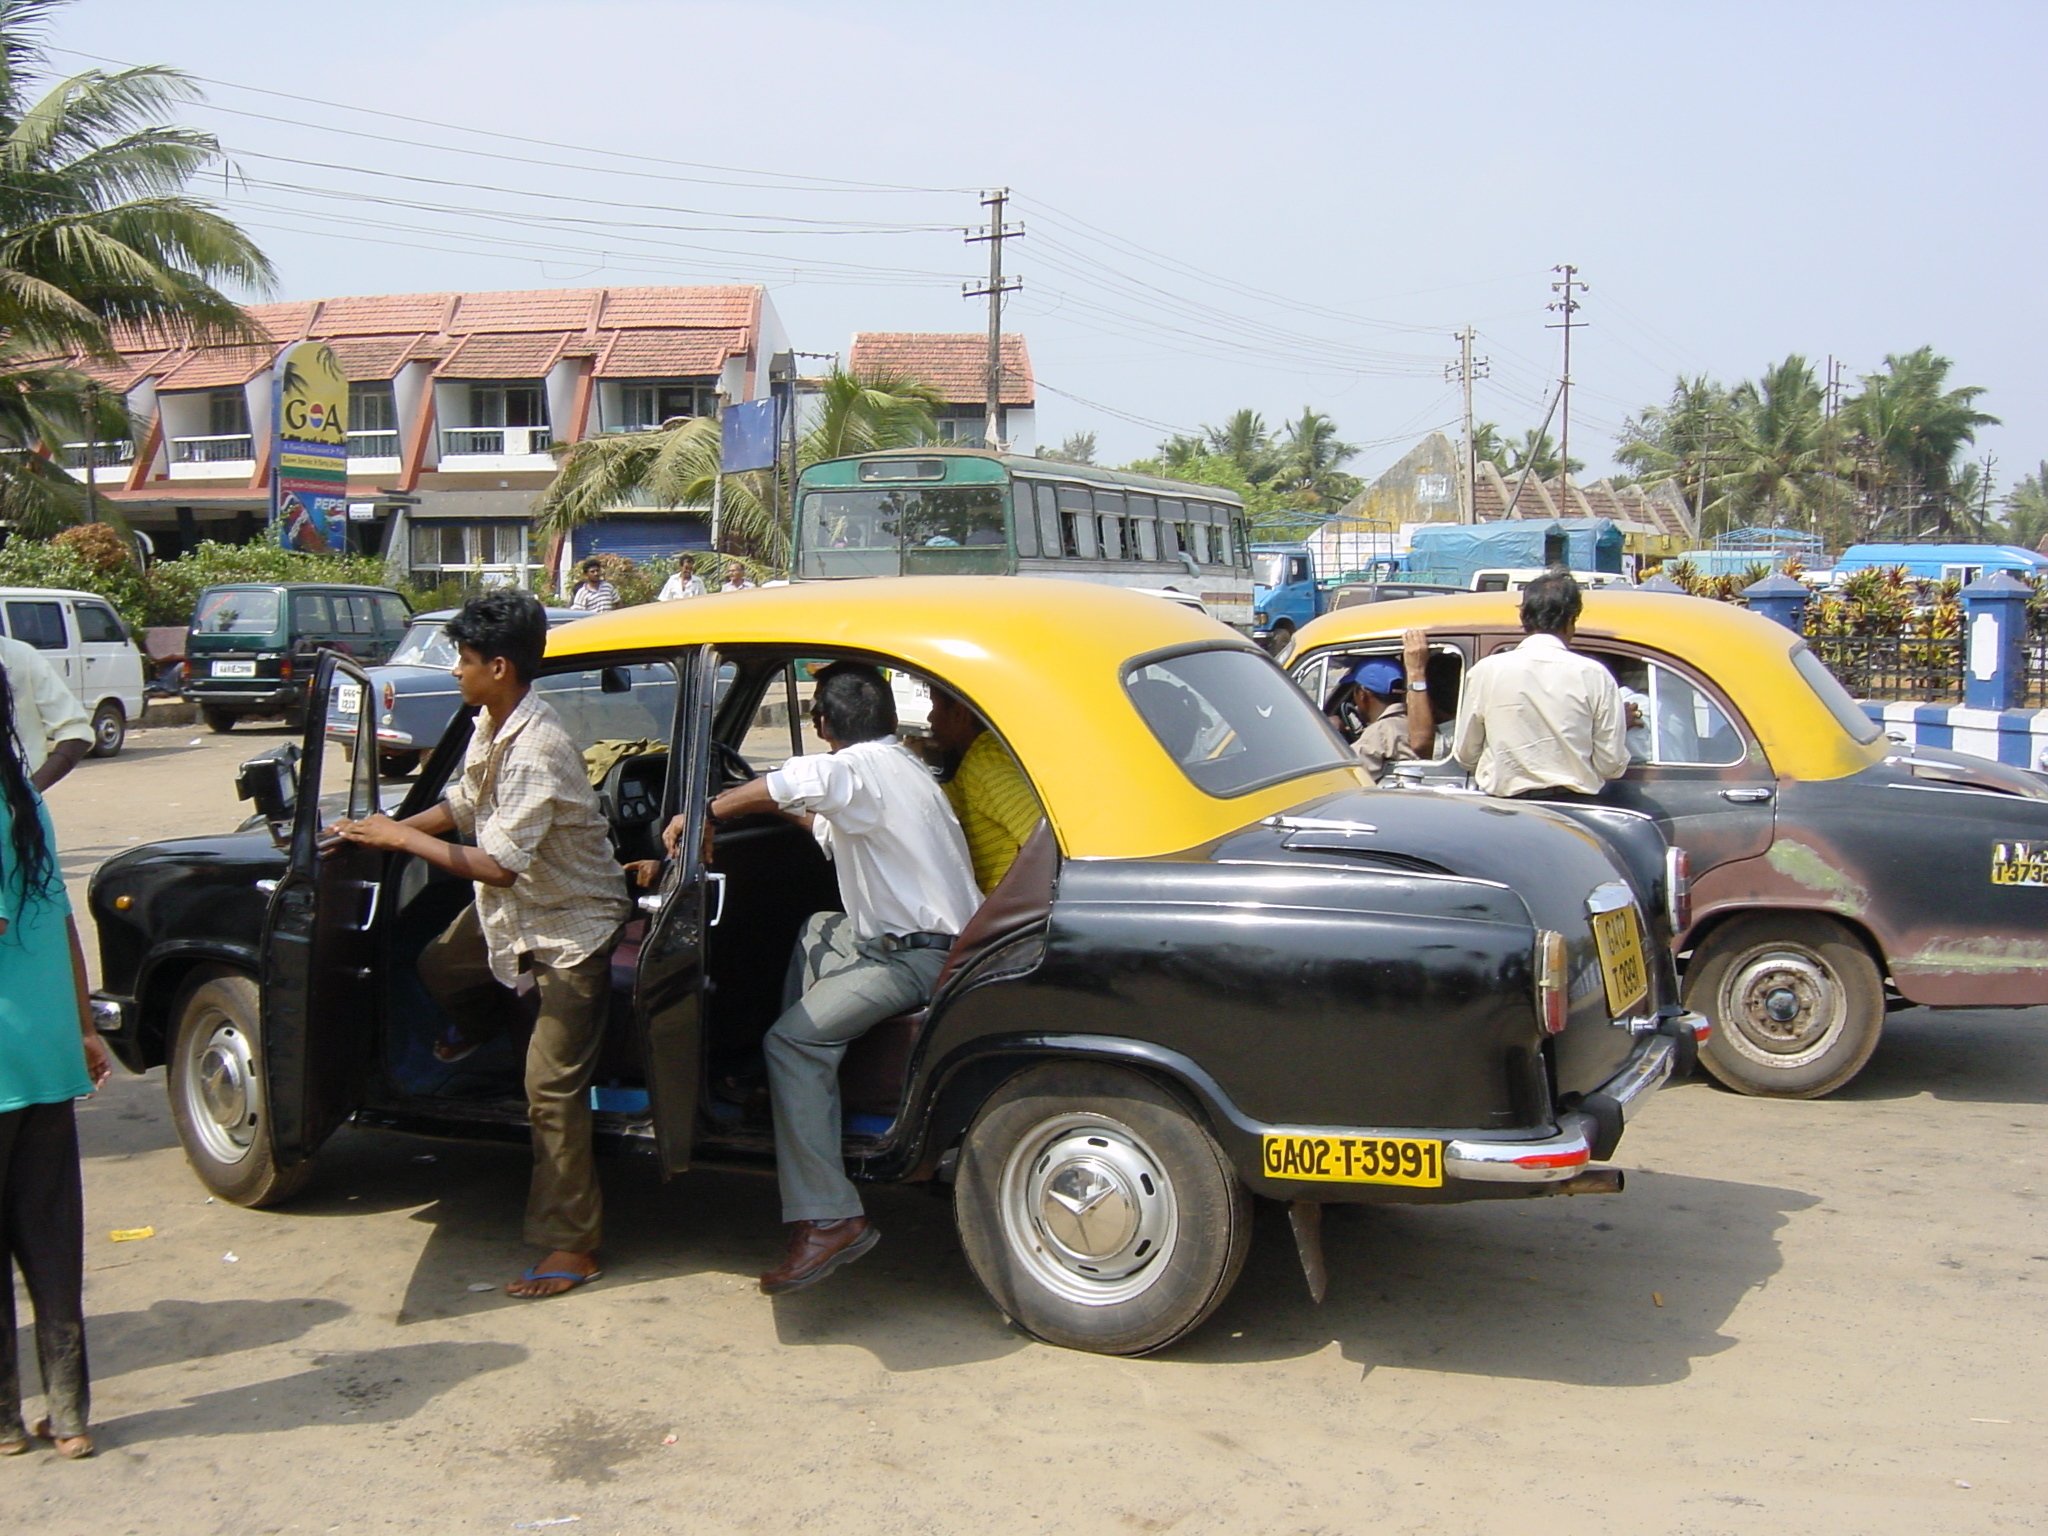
[{"left": 514, "top": 1265, "right": 603, "bottom": 1297}]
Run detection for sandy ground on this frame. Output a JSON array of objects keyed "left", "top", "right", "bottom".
[{"left": 4, "top": 724, "right": 2043, "bottom": 1535}]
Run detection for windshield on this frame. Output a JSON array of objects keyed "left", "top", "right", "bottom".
[
  {"left": 1125, "top": 646, "right": 1352, "bottom": 797},
  {"left": 1253, "top": 553, "right": 1287, "bottom": 588},
  {"left": 1791, "top": 643, "right": 1884, "bottom": 744},
  {"left": 193, "top": 589, "right": 281, "bottom": 636},
  {"left": 389, "top": 619, "right": 458, "bottom": 669},
  {"left": 798, "top": 487, "right": 1009, "bottom": 577}
]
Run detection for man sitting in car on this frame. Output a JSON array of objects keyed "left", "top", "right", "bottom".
[
  {"left": 925, "top": 688, "right": 1044, "bottom": 891},
  {"left": 1324, "top": 628, "right": 1436, "bottom": 783},
  {"left": 669, "top": 662, "right": 980, "bottom": 1295}
]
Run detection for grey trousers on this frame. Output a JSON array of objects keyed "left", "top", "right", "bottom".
[
  {"left": 417, "top": 905, "right": 615, "bottom": 1252},
  {"left": 764, "top": 912, "right": 947, "bottom": 1223},
  {"left": 0, "top": 1102, "right": 87, "bottom": 1439}
]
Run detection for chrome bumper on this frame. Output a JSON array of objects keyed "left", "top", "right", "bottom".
[
  {"left": 89, "top": 993, "right": 132, "bottom": 1034},
  {"left": 1445, "top": 1025, "right": 1690, "bottom": 1184}
]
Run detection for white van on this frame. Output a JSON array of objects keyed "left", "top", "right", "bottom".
[
  {"left": 0, "top": 586, "right": 146, "bottom": 756},
  {"left": 1468, "top": 568, "right": 1633, "bottom": 593}
]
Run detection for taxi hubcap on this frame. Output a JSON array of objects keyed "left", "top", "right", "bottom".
[
  {"left": 999, "top": 1113, "right": 1178, "bottom": 1306},
  {"left": 1723, "top": 947, "right": 1845, "bottom": 1065},
  {"left": 185, "top": 1015, "right": 259, "bottom": 1164}
]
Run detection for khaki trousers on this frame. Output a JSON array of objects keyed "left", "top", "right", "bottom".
[{"left": 417, "top": 905, "right": 614, "bottom": 1252}]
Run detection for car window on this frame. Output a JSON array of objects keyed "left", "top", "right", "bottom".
[
  {"left": 194, "top": 589, "right": 280, "bottom": 635},
  {"left": 1296, "top": 643, "right": 1465, "bottom": 761},
  {"left": 74, "top": 602, "right": 125, "bottom": 643},
  {"left": 1126, "top": 646, "right": 1351, "bottom": 797},
  {"left": 535, "top": 660, "right": 680, "bottom": 753},
  {"left": 390, "top": 620, "right": 456, "bottom": 669},
  {"left": 5, "top": 600, "right": 66, "bottom": 650},
  {"left": 291, "top": 592, "right": 331, "bottom": 633},
  {"left": 1791, "top": 644, "right": 1884, "bottom": 745},
  {"left": 1602, "top": 655, "right": 1746, "bottom": 767},
  {"left": 736, "top": 659, "right": 831, "bottom": 773}
]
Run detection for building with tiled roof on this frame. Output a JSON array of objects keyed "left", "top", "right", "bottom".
[
  {"left": 51, "top": 285, "right": 786, "bottom": 580},
  {"left": 847, "top": 332, "right": 1035, "bottom": 451}
]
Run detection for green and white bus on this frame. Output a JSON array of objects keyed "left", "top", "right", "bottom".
[{"left": 792, "top": 448, "right": 1255, "bottom": 631}]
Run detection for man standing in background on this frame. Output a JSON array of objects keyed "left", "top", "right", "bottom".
[
  {"left": 570, "top": 559, "right": 619, "bottom": 613},
  {"left": 1452, "top": 569, "right": 1626, "bottom": 801},
  {"left": 658, "top": 555, "right": 705, "bottom": 602},
  {"left": 0, "top": 636, "right": 91, "bottom": 791}
]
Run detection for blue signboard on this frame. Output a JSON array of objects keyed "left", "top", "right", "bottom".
[{"left": 720, "top": 398, "right": 780, "bottom": 473}]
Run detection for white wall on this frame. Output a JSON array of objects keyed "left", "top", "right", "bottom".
[{"left": 393, "top": 361, "right": 434, "bottom": 469}]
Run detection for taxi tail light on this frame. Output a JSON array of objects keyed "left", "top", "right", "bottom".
[
  {"left": 278, "top": 657, "right": 293, "bottom": 680},
  {"left": 1535, "top": 929, "right": 1569, "bottom": 1035},
  {"left": 382, "top": 682, "right": 395, "bottom": 710},
  {"left": 1666, "top": 846, "right": 1692, "bottom": 934}
]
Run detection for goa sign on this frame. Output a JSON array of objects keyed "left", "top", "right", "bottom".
[{"left": 272, "top": 341, "right": 349, "bottom": 553}]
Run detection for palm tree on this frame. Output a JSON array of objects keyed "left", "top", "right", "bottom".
[
  {"left": 1716, "top": 355, "right": 1846, "bottom": 535},
  {"left": 2001, "top": 463, "right": 2048, "bottom": 552},
  {"left": 1840, "top": 347, "right": 1998, "bottom": 538},
  {"left": 1502, "top": 428, "right": 1581, "bottom": 481},
  {"left": 1615, "top": 374, "right": 1735, "bottom": 525},
  {"left": 1269, "top": 407, "right": 1359, "bottom": 506},
  {"left": 536, "top": 370, "right": 941, "bottom": 570},
  {"left": 1202, "top": 408, "right": 1277, "bottom": 483},
  {"left": 0, "top": 1, "right": 271, "bottom": 356}
]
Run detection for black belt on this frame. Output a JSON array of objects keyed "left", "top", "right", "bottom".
[{"left": 887, "top": 930, "right": 955, "bottom": 951}]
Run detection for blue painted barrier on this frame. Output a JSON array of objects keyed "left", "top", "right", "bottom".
[{"left": 1860, "top": 701, "right": 2048, "bottom": 770}]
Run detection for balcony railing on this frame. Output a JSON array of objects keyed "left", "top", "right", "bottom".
[
  {"left": 60, "top": 441, "right": 133, "bottom": 469},
  {"left": 169, "top": 433, "right": 255, "bottom": 464},
  {"left": 348, "top": 429, "right": 401, "bottom": 458},
  {"left": 440, "top": 425, "right": 553, "bottom": 457}
]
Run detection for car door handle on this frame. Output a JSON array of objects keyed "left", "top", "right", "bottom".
[
  {"left": 357, "top": 881, "right": 381, "bottom": 929},
  {"left": 1719, "top": 787, "right": 1773, "bottom": 803}
]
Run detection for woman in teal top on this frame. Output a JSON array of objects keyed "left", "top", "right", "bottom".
[{"left": 0, "top": 662, "right": 110, "bottom": 1460}]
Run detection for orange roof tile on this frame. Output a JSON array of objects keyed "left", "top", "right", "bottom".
[
  {"left": 155, "top": 344, "right": 275, "bottom": 391},
  {"left": 322, "top": 335, "right": 418, "bottom": 381},
  {"left": 304, "top": 293, "right": 462, "bottom": 336},
  {"left": 596, "top": 286, "right": 758, "bottom": 330},
  {"left": 849, "top": 332, "right": 1033, "bottom": 406},
  {"left": 435, "top": 331, "right": 574, "bottom": 379},
  {"left": 595, "top": 327, "right": 748, "bottom": 378},
  {"left": 449, "top": 290, "right": 601, "bottom": 334}
]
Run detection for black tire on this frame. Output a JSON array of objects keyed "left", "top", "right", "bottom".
[
  {"left": 1262, "top": 622, "right": 1294, "bottom": 657},
  {"left": 1687, "top": 913, "right": 1884, "bottom": 1098},
  {"left": 87, "top": 701, "right": 125, "bottom": 757},
  {"left": 954, "top": 1062, "right": 1252, "bottom": 1356},
  {"left": 166, "top": 970, "right": 311, "bottom": 1207},
  {"left": 280, "top": 703, "right": 307, "bottom": 731},
  {"left": 202, "top": 706, "right": 237, "bottom": 734},
  {"left": 379, "top": 750, "right": 422, "bottom": 779}
]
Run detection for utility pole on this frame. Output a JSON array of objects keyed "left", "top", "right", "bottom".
[
  {"left": 964, "top": 189, "right": 1023, "bottom": 449},
  {"left": 1445, "top": 328, "right": 1489, "bottom": 523},
  {"left": 1547, "top": 265, "right": 1587, "bottom": 508}
]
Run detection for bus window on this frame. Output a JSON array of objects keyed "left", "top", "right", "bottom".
[
  {"left": 1188, "top": 520, "right": 1212, "bottom": 565},
  {"left": 1012, "top": 482, "right": 1040, "bottom": 556},
  {"left": 1033, "top": 483, "right": 1063, "bottom": 558},
  {"left": 1211, "top": 508, "right": 1234, "bottom": 565},
  {"left": 1094, "top": 490, "right": 1127, "bottom": 561},
  {"left": 1135, "top": 516, "right": 1159, "bottom": 561},
  {"left": 1234, "top": 516, "right": 1253, "bottom": 569},
  {"left": 797, "top": 483, "right": 1009, "bottom": 577},
  {"left": 1056, "top": 486, "right": 1096, "bottom": 559},
  {"left": 1156, "top": 499, "right": 1184, "bottom": 559}
]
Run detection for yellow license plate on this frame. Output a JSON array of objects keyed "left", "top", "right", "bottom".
[
  {"left": 1261, "top": 1134, "right": 1443, "bottom": 1186},
  {"left": 1591, "top": 905, "right": 1648, "bottom": 1017}
]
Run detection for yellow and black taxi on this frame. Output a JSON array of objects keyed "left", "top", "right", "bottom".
[
  {"left": 89, "top": 579, "right": 1697, "bottom": 1355},
  {"left": 1287, "top": 588, "right": 2048, "bottom": 1100}
]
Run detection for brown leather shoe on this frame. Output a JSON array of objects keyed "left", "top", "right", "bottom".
[{"left": 759, "top": 1217, "right": 879, "bottom": 1295}]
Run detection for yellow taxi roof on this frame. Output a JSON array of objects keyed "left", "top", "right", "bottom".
[
  {"left": 550, "top": 577, "right": 1365, "bottom": 858},
  {"left": 1292, "top": 589, "right": 1888, "bottom": 783}
]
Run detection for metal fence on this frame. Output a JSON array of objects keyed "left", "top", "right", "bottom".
[{"left": 1804, "top": 633, "right": 1964, "bottom": 703}]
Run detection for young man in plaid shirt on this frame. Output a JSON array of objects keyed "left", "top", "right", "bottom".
[{"left": 337, "top": 591, "right": 630, "bottom": 1298}]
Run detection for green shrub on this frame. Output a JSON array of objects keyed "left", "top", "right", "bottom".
[{"left": 0, "top": 536, "right": 146, "bottom": 623}]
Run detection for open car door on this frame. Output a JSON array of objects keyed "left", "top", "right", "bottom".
[
  {"left": 260, "top": 652, "right": 384, "bottom": 1167},
  {"left": 630, "top": 645, "right": 721, "bottom": 1173}
]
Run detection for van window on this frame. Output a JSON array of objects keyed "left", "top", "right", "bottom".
[
  {"left": 291, "top": 592, "right": 332, "bottom": 633},
  {"left": 334, "top": 594, "right": 375, "bottom": 635},
  {"left": 4, "top": 600, "right": 65, "bottom": 650},
  {"left": 75, "top": 603, "right": 125, "bottom": 643},
  {"left": 195, "top": 589, "right": 280, "bottom": 635},
  {"left": 376, "top": 595, "right": 410, "bottom": 634}
]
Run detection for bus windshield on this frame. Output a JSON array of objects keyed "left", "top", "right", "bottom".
[{"left": 798, "top": 486, "right": 1009, "bottom": 577}]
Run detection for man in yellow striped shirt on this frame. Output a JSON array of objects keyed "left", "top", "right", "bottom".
[{"left": 928, "top": 690, "right": 1045, "bottom": 892}]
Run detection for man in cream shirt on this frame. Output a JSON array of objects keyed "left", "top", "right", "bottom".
[
  {"left": 669, "top": 661, "right": 979, "bottom": 1295},
  {"left": 0, "top": 635, "right": 92, "bottom": 791},
  {"left": 1452, "top": 569, "right": 1628, "bottom": 800}
]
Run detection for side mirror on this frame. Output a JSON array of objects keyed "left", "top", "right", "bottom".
[
  {"left": 236, "top": 743, "right": 300, "bottom": 827},
  {"left": 600, "top": 666, "right": 632, "bottom": 695}
]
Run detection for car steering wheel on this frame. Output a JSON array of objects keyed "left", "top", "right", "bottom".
[{"left": 712, "top": 740, "right": 755, "bottom": 789}]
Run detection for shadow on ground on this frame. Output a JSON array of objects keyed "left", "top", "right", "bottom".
[{"left": 1830, "top": 1006, "right": 2048, "bottom": 1105}]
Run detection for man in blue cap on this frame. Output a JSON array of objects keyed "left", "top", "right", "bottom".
[{"left": 1326, "top": 628, "right": 1435, "bottom": 782}]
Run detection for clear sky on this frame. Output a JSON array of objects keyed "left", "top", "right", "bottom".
[{"left": 47, "top": 0, "right": 2048, "bottom": 490}]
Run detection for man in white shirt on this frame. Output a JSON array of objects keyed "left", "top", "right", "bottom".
[
  {"left": 671, "top": 661, "right": 978, "bottom": 1294},
  {"left": 656, "top": 554, "right": 706, "bottom": 603},
  {"left": 1452, "top": 569, "right": 1628, "bottom": 799},
  {"left": 721, "top": 561, "right": 756, "bottom": 592},
  {"left": 0, "top": 635, "right": 93, "bottom": 791}
]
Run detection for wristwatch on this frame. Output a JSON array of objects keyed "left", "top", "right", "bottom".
[{"left": 1408, "top": 678, "right": 1428, "bottom": 691}]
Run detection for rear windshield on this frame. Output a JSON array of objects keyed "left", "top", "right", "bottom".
[
  {"left": 193, "top": 589, "right": 280, "bottom": 636},
  {"left": 1125, "top": 646, "right": 1352, "bottom": 797},
  {"left": 389, "top": 620, "right": 457, "bottom": 669},
  {"left": 1791, "top": 643, "right": 1883, "bottom": 744}
]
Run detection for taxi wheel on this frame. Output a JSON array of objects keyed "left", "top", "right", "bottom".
[
  {"left": 954, "top": 1063, "right": 1251, "bottom": 1356},
  {"left": 202, "top": 707, "right": 237, "bottom": 734},
  {"left": 166, "top": 970, "right": 310, "bottom": 1208},
  {"left": 1687, "top": 914, "right": 1884, "bottom": 1099}
]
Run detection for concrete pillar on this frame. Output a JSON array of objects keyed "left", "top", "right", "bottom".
[
  {"left": 1962, "top": 571, "right": 2033, "bottom": 711},
  {"left": 1742, "top": 572, "right": 1809, "bottom": 632}
]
